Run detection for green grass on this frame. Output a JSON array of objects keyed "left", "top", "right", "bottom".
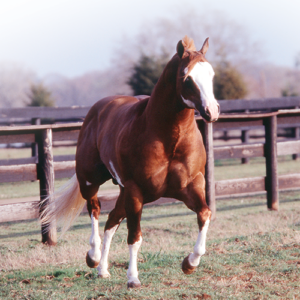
[
  {"left": 0, "top": 179, "right": 118, "bottom": 202},
  {"left": 0, "top": 146, "right": 117, "bottom": 201},
  {"left": 0, "top": 191, "right": 300, "bottom": 299},
  {"left": 0, "top": 146, "right": 76, "bottom": 160}
]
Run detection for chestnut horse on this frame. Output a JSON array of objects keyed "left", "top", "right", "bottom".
[{"left": 41, "top": 36, "right": 219, "bottom": 288}]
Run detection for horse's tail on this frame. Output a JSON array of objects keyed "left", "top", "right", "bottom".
[{"left": 39, "top": 174, "right": 86, "bottom": 237}]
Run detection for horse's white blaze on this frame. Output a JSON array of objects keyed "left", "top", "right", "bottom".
[
  {"left": 109, "top": 160, "right": 124, "bottom": 187},
  {"left": 188, "top": 219, "right": 210, "bottom": 267},
  {"left": 185, "top": 62, "right": 218, "bottom": 111},
  {"left": 88, "top": 214, "right": 101, "bottom": 263},
  {"left": 86, "top": 181, "right": 92, "bottom": 186},
  {"left": 97, "top": 224, "right": 118, "bottom": 277},
  {"left": 188, "top": 62, "right": 216, "bottom": 108},
  {"left": 127, "top": 237, "right": 142, "bottom": 284}
]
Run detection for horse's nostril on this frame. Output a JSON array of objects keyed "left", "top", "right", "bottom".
[{"left": 205, "top": 107, "right": 210, "bottom": 115}]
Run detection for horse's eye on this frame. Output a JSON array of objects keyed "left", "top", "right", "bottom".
[{"left": 185, "top": 76, "right": 193, "bottom": 86}]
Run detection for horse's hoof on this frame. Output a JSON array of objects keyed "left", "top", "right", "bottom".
[
  {"left": 86, "top": 252, "right": 100, "bottom": 268},
  {"left": 98, "top": 272, "right": 111, "bottom": 278},
  {"left": 182, "top": 254, "right": 196, "bottom": 275},
  {"left": 127, "top": 279, "right": 141, "bottom": 289}
]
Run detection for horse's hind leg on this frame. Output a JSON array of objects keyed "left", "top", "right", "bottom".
[
  {"left": 97, "top": 190, "right": 126, "bottom": 278},
  {"left": 80, "top": 183, "right": 102, "bottom": 268},
  {"left": 77, "top": 163, "right": 112, "bottom": 269},
  {"left": 181, "top": 173, "right": 212, "bottom": 274}
]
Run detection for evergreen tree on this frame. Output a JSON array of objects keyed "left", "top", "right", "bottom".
[
  {"left": 127, "top": 54, "right": 168, "bottom": 96},
  {"left": 213, "top": 61, "right": 247, "bottom": 100},
  {"left": 27, "top": 83, "right": 55, "bottom": 107}
]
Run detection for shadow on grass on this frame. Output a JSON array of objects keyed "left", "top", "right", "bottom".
[{"left": 1, "top": 198, "right": 299, "bottom": 240}]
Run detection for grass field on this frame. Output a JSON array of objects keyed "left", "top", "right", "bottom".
[
  {"left": 1, "top": 147, "right": 300, "bottom": 299},
  {"left": 0, "top": 190, "right": 300, "bottom": 299}
]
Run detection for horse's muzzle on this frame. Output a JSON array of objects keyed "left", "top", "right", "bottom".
[{"left": 204, "top": 103, "right": 220, "bottom": 122}]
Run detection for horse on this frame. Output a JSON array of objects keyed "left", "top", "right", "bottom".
[{"left": 41, "top": 36, "right": 220, "bottom": 288}]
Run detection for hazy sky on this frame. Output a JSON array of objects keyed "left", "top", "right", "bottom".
[{"left": 0, "top": 0, "right": 299, "bottom": 77}]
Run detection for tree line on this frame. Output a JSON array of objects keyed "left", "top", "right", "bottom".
[{"left": 1, "top": 9, "right": 299, "bottom": 108}]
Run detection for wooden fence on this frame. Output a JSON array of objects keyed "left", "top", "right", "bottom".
[
  {"left": 200, "top": 110, "right": 300, "bottom": 220},
  {"left": 0, "top": 106, "right": 300, "bottom": 244},
  {"left": 1, "top": 96, "right": 299, "bottom": 123}
]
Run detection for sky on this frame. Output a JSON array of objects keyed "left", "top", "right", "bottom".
[{"left": 0, "top": 0, "right": 299, "bottom": 77}]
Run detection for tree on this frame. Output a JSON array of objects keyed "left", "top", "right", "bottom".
[
  {"left": 27, "top": 83, "right": 55, "bottom": 107},
  {"left": 281, "top": 86, "right": 298, "bottom": 97},
  {"left": 127, "top": 53, "right": 168, "bottom": 95},
  {"left": 213, "top": 61, "right": 248, "bottom": 100}
]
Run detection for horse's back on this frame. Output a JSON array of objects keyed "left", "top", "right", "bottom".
[
  {"left": 79, "top": 95, "right": 148, "bottom": 139},
  {"left": 76, "top": 95, "right": 149, "bottom": 182}
]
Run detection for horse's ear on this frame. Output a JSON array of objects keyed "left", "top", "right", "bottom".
[
  {"left": 200, "top": 37, "right": 209, "bottom": 56},
  {"left": 177, "top": 40, "right": 185, "bottom": 58}
]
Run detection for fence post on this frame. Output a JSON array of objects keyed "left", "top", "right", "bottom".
[
  {"left": 31, "top": 118, "right": 41, "bottom": 163},
  {"left": 241, "top": 130, "right": 250, "bottom": 164},
  {"left": 264, "top": 115, "right": 279, "bottom": 210},
  {"left": 202, "top": 122, "right": 216, "bottom": 220},
  {"left": 36, "top": 128, "right": 57, "bottom": 245},
  {"left": 292, "top": 127, "right": 299, "bottom": 160}
]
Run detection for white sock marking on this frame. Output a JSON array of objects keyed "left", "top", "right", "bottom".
[
  {"left": 88, "top": 214, "right": 101, "bottom": 263},
  {"left": 109, "top": 160, "right": 124, "bottom": 187},
  {"left": 189, "top": 219, "right": 210, "bottom": 267},
  {"left": 97, "top": 224, "right": 118, "bottom": 277},
  {"left": 127, "top": 237, "right": 142, "bottom": 284}
]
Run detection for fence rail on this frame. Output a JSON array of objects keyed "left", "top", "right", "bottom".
[{"left": 0, "top": 106, "right": 300, "bottom": 244}]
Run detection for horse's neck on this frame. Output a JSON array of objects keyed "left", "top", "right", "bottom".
[{"left": 145, "top": 57, "right": 195, "bottom": 134}]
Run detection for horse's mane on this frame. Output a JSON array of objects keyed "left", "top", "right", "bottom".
[{"left": 181, "top": 36, "right": 196, "bottom": 51}]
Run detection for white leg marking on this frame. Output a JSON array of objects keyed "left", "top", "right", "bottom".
[
  {"left": 88, "top": 214, "right": 101, "bottom": 263},
  {"left": 127, "top": 237, "right": 142, "bottom": 285},
  {"left": 97, "top": 224, "right": 118, "bottom": 277},
  {"left": 109, "top": 160, "right": 124, "bottom": 187},
  {"left": 188, "top": 219, "right": 210, "bottom": 267}
]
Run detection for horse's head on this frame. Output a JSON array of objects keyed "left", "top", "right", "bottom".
[{"left": 176, "top": 36, "right": 220, "bottom": 122}]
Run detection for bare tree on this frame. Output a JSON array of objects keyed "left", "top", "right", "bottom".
[
  {"left": 111, "top": 9, "right": 262, "bottom": 97},
  {"left": 113, "top": 9, "right": 260, "bottom": 69},
  {"left": 45, "top": 68, "right": 132, "bottom": 107}
]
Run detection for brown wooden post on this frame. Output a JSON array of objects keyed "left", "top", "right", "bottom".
[
  {"left": 36, "top": 128, "right": 57, "bottom": 245},
  {"left": 202, "top": 121, "right": 216, "bottom": 220},
  {"left": 241, "top": 130, "right": 250, "bottom": 164},
  {"left": 292, "top": 127, "right": 299, "bottom": 160},
  {"left": 264, "top": 115, "right": 279, "bottom": 210},
  {"left": 31, "top": 118, "right": 41, "bottom": 163}
]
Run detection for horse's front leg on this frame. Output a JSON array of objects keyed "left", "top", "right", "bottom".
[
  {"left": 124, "top": 181, "right": 144, "bottom": 288},
  {"left": 182, "top": 209, "right": 211, "bottom": 274},
  {"left": 181, "top": 173, "right": 212, "bottom": 274},
  {"left": 97, "top": 191, "right": 126, "bottom": 278}
]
